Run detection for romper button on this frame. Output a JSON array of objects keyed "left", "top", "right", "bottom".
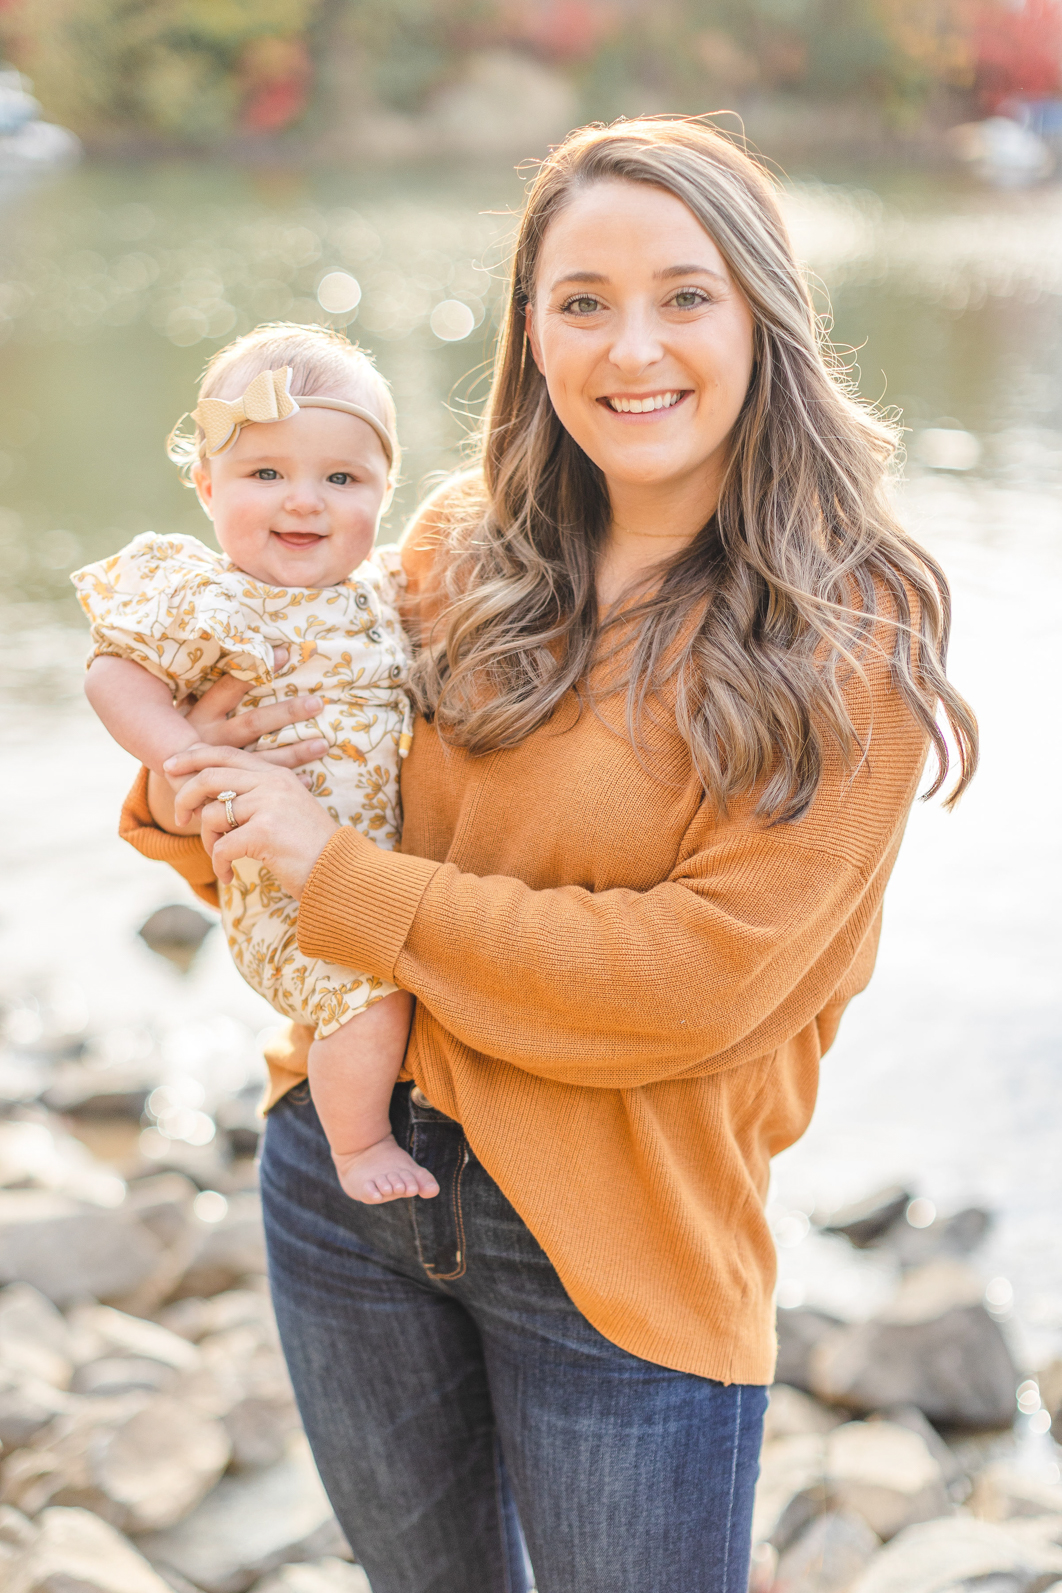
[
  {"left": 368, "top": 627, "right": 382, "bottom": 643},
  {"left": 390, "top": 664, "right": 403, "bottom": 680},
  {"left": 354, "top": 590, "right": 369, "bottom": 608}
]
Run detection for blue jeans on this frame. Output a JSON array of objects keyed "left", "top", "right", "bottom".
[{"left": 260, "top": 1081, "right": 766, "bottom": 1593}]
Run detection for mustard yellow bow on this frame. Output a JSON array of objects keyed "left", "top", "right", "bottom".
[{"left": 192, "top": 367, "right": 297, "bottom": 457}]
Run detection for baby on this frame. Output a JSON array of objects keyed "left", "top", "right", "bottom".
[{"left": 73, "top": 322, "right": 439, "bottom": 1206}]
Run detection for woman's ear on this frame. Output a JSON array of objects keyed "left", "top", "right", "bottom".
[
  {"left": 525, "top": 302, "right": 545, "bottom": 376},
  {"left": 191, "top": 462, "right": 215, "bottom": 520}
]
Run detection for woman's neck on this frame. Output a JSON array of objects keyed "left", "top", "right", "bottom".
[{"left": 597, "top": 474, "right": 718, "bottom": 609}]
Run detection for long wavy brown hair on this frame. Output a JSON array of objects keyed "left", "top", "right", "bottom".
[{"left": 411, "top": 117, "right": 977, "bottom": 819}]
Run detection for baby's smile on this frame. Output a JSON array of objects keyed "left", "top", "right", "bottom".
[{"left": 272, "top": 530, "right": 325, "bottom": 549}]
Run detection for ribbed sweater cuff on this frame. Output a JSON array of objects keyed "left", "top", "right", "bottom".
[
  {"left": 119, "top": 766, "right": 219, "bottom": 886},
  {"left": 297, "top": 828, "right": 441, "bottom": 983}
]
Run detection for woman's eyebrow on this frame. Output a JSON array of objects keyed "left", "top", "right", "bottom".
[
  {"left": 550, "top": 264, "right": 729, "bottom": 291},
  {"left": 656, "top": 264, "right": 729, "bottom": 283}
]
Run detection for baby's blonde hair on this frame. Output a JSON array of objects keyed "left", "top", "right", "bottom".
[{"left": 167, "top": 321, "right": 400, "bottom": 482}]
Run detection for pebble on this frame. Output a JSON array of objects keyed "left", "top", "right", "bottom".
[
  {"left": 137, "top": 1433, "right": 351, "bottom": 1593},
  {"left": 773, "top": 1508, "right": 881, "bottom": 1592},
  {"left": 847, "top": 1515, "right": 1062, "bottom": 1592},
  {"left": 4, "top": 1504, "right": 176, "bottom": 1593}
]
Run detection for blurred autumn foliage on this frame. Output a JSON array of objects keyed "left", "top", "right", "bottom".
[{"left": 0, "top": 0, "right": 1059, "bottom": 147}]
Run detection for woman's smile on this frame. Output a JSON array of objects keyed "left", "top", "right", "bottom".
[{"left": 598, "top": 389, "right": 691, "bottom": 415}]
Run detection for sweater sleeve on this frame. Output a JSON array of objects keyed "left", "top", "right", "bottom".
[
  {"left": 297, "top": 692, "right": 926, "bottom": 1090},
  {"left": 119, "top": 767, "right": 220, "bottom": 911}
]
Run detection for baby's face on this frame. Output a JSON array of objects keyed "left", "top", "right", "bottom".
[{"left": 192, "top": 400, "right": 391, "bottom": 588}]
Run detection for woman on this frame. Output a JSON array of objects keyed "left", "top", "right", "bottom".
[{"left": 124, "top": 118, "right": 976, "bottom": 1592}]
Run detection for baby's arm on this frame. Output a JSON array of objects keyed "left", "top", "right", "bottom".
[{"left": 85, "top": 655, "right": 202, "bottom": 775}]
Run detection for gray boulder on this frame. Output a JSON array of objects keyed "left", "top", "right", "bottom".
[
  {"left": 138, "top": 904, "right": 215, "bottom": 972},
  {"left": 774, "top": 1509, "right": 881, "bottom": 1592},
  {"left": 818, "top": 1186, "right": 913, "bottom": 1248},
  {"left": 0, "top": 1191, "right": 163, "bottom": 1306},
  {"left": 810, "top": 1262, "right": 1018, "bottom": 1428},
  {"left": 4, "top": 1504, "right": 174, "bottom": 1593},
  {"left": 776, "top": 1307, "right": 845, "bottom": 1390},
  {"left": 138, "top": 1433, "right": 350, "bottom": 1593},
  {"left": 751, "top": 1434, "right": 828, "bottom": 1554}
]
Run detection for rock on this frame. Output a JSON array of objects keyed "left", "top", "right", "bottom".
[
  {"left": 752, "top": 1433, "right": 828, "bottom": 1554},
  {"left": 810, "top": 1262, "right": 1018, "bottom": 1428},
  {"left": 139, "top": 905, "right": 216, "bottom": 972},
  {"left": 1039, "top": 1362, "right": 1062, "bottom": 1445},
  {"left": 125, "top": 1175, "right": 199, "bottom": 1249},
  {"left": 2, "top": 1391, "right": 231, "bottom": 1532},
  {"left": 215, "top": 1092, "right": 264, "bottom": 1160},
  {"left": 252, "top": 1561, "right": 371, "bottom": 1593},
  {"left": 868, "top": 1404, "right": 967, "bottom": 1492},
  {"left": 72, "top": 1356, "right": 177, "bottom": 1397},
  {"left": 224, "top": 1393, "right": 302, "bottom": 1472},
  {"left": 849, "top": 1516, "right": 1062, "bottom": 1592},
  {"left": 774, "top": 1509, "right": 881, "bottom": 1591},
  {"left": 0, "top": 1282, "right": 76, "bottom": 1386},
  {"left": 170, "top": 1193, "right": 267, "bottom": 1300},
  {"left": 158, "top": 1288, "right": 274, "bottom": 1344},
  {"left": 970, "top": 1463, "right": 1062, "bottom": 1522},
  {"left": 0, "top": 1504, "right": 37, "bottom": 1549},
  {"left": 765, "top": 1383, "right": 845, "bottom": 1442},
  {"left": 825, "top": 1420, "right": 948, "bottom": 1538},
  {"left": 748, "top": 1541, "right": 779, "bottom": 1592},
  {"left": 818, "top": 1186, "right": 913, "bottom": 1248},
  {"left": 0, "top": 1364, "right": 74, "bottom": 1447},
  {"left": 138, "top": 1433, "right": 351, "bottom": 1593},
  {"left": 66, "top": 1302, "right": 201, "bottom": 1373},
  {"left": 0, "top": 1190, "right": 163, "bottom": 1306},
  {"left": 777, "top": 1307, "right": 845, "bottom": 1390},
  {"left": 889, "top": 1207, "right": 993, "bottom": 1269},
  {"left": 43, "top": 1062, "right": 154, "bottom": 1120},
  {"left": 5, "top": 1504, "right": 174, "bottom": 1593}
]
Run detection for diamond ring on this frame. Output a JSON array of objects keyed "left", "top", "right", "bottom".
[{"left": 218, "top": 790, "right": 238, "bottom": 830}]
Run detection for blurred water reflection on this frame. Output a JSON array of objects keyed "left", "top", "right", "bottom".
[{"left": 0, "top": 157, "right": 1060, "bottom": 1365}]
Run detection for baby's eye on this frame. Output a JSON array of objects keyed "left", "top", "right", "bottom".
[
  {"left": 561, "top": 295, "right": 602, "bottom": 316},
  {"left": 254, "top": 468, "right": 279, "bottom": 480},
  {"left": 670, "top": 288, "right": 710, "bottom": 309},
  {"left": 327, "top": 472, "right": 354, "bottom": 485}
]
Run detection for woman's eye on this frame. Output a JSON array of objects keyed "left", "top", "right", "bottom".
[
  {"left": 254, "top": 468, "right": 279, "bottom": 480},
  {"left": 562, "top": 295, "right": 602, "bottom": 316},
  {"left": 327, "top": 472, "right": 354, "bottom": 485},
  {"left": 671, "top": 289, "right": 710, "bottom": 310}
]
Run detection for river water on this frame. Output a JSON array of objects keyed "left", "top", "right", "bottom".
[{"left": 1, "top": 158, "right": 1060, "bottom": 1369}]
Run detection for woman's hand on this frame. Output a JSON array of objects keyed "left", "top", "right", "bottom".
[
  {"left": 164, "top": 744, "right": 341, "bottom": 894},
  {"left": 146, "top": 650, "right": 330, "bottom": 835}
]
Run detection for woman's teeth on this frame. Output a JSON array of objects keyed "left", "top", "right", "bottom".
[{"left": 606, "top": 391, "right": 684, "bottom": 413}]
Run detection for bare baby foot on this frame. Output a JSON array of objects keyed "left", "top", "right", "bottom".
[{"left": 333, "top": 1134, "right": 440, "bottom": 1204}]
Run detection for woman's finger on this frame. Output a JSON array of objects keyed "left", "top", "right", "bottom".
[
  {"left": 216, "top": 696, "right": 324, "bottom": 748},
  {"left": 184, "top": 672, "right": 247, "bottom": 725},
  {"left": 171, "top": 761, "right": 270, "bottom": 826},
  {"left": 256, "top": 740, "right": 329, "bottom": 769},
  {"left": 165, "top": 744, "right": 260, "bottom": 779}
]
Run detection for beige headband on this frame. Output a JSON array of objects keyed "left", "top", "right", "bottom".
[{"left": 190, "top": 367, "right": 395, "bottom": 468}]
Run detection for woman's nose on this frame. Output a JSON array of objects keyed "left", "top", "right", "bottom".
[{"left": 608, "top": 307, "right": 665, "bottom": 374}]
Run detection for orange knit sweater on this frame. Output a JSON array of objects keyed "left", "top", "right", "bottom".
[{"left": 120, "top": 511, "right": 927, "bottom": 1384}]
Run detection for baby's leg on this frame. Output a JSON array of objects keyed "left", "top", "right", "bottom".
[{"left": 307, "top": 991, "right": 439, "bottom": 1204}]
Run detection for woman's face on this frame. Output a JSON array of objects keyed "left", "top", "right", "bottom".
[{"left": 526, "top": 179, "right": 756, "bottom": 506}]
